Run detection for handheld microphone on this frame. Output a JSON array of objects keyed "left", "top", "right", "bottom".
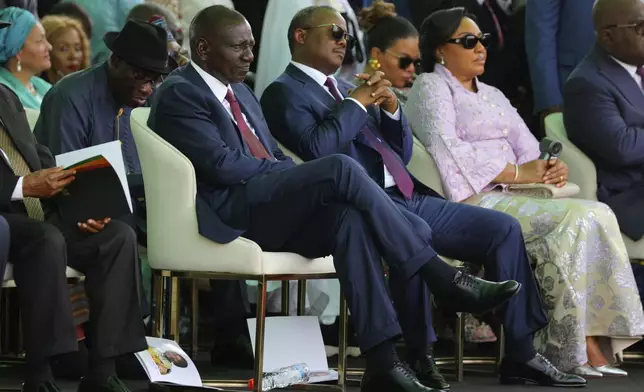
[{"left": 538, "top": 137, "right": 562, "bottom": 160}]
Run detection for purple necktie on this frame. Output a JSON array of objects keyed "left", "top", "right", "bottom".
[
  {"left": 636, "top": 66, "right": 644, "bottom": 89},
  {"left": 324, "top": 77, "right": 414, "bottom": 199}
]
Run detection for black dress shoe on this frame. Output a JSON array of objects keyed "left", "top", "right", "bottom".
[
  {"left": 499, "top": 354, "right": 587, "bottom": 387},
  {"left": 22, "top": 381, "right": 61, "bottom": 392},
  {"left": 361, "top": 362, "right": 444, "bottom": 392},
  {"left": 77, "top": 375, "right": 131, "bottom": 392},
  {"left": 435, "top": 271, "right": 521, "bottom": 315},
  {"left": 407, "top": 346, "right": 450, "bottom": 390}
]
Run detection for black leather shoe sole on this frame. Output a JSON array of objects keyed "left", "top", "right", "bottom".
[
  {"left": 499, "top": 375, "right": 587, "bottom": 388},
  {"left": 417, "top": 376, "right": 450, "bottom": 390}
]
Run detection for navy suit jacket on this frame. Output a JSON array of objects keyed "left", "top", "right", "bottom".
[
  {"left": 563, "top": 46, "right": 644, "bottom": 240},
  {"left": 148, "top": 65, "right": 295, "bottom": 244},
  {"left": 525, "top": 0, "right": 595, "bottom": 113},
  {"left": 260, "top": 64, "right": 439, "bottom": 198}
]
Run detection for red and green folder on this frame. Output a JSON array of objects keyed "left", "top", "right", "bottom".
[{"left": 56, "top": 155, "right": 131, "bottom": 223}]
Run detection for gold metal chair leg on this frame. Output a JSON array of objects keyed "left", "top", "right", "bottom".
[
  {"left": 253, "top": 277, "right": 268, "bottom": 392},
  {"left": 153, "top": 271, "right": 164, "bottom": 338},
  {"left": 169, "top": 276, "right": 180, "bottom": 343},
  {"left": 337, "top": 293, "right": 348, "bottom": 391},
  {"left": 495, "top": 324, "right": 505, "bottom": 371},
  {"left": 191, "top": 279, "right": 199, "bottom": 358},
  {"left": 297, "top": 280, "right": 307, "bottom": 316},
  {"left": 281, "top": 281, "right": 290, "bottom": 316},
  {"left": 454, "top": 313, "right": 464, "bottom": 382}
]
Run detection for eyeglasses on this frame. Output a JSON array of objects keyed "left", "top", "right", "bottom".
[
  {"left": 446, "top": 33, "right": 491, "bottom": 49},
  {"left": 603, "top": 21, "right": 644, "bottom": 35},
  {"left": 301, "top": 23, "right": 356, "bottom": 49},
  {"left": 386, "top": 50, "right": 421, "bottom": 70},
  {"left": 129, "top": 63, "right": 164, "bottom": 86}
]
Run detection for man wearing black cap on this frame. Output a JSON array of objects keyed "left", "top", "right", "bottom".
[
  {"left": 34, "top": 20, "right": 170, "bottom": 242},
  {"left": 0, "top": 19, "right": 147, "bottom": 392}
]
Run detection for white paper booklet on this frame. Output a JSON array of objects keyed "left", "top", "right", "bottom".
[
  {"left": 135, "top": 337, "right": 202, "bottom": 387},
  {"left": 55, "top": 140, "right": 133, "bottom": 212},
  {"left": 247, "top": 316, "right": 339, "bottom": 384}
]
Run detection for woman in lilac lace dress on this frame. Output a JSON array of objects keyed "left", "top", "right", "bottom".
[{"left": 405, "top": 7, "right": 644, "bottom": 376}]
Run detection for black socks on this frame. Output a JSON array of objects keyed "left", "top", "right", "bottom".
[
  {"left": 88, "top": 357, "right": 116, "bottom": 384},
  {"left": 25, "top": 360, "right": 53, "bottom": 387},
  {"left": 366, "top": 338, "right": 399, "bottom": 372},
  {"left": 418, "top": 255, "right": 459, "bottom": 294}
]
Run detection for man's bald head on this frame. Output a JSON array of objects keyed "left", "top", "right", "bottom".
[
  {"left": 189, "top": 5, "right": 254, "bottom": 85},
  {"left": 288, "top": 6, "right": 339, "bottom": 52},
  {"left": 593, "top": 0, "right": 642, "bottom": 30},
  {"left": 189, "top": 5, "right": 246, "bottom": 56},
  {"left": 593, "top": 0, "right": 644, "bottom": 65}
]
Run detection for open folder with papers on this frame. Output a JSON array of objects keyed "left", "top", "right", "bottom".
[{"left": 55, "top": 141, "right": 132, "bottom": 223}]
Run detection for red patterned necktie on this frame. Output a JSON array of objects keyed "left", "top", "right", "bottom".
[
  {"left": 483, "top": 0, "right": 505, "bottom": 50},
  {"left": 324, "top": 77, "right": 414, "bottom": 199},
  {"left": 224, "top": 89, "right": 272, "bottom": 159},
  {"left": 636, "top": 66, "right": 644, "bottom": 90}
]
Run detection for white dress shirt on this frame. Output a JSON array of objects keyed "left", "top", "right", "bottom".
[
  {"left": 0, "top": 148, "right": 24, "bottom": 201},
  {"left": 191, "top": 62, "right": 259, "bottom": 136},
  {"left": 612, "top": 56, "right": 644, "bottom": 93},
  {"left": 290, "top": 61, "right": 400, "bottom": 188}
]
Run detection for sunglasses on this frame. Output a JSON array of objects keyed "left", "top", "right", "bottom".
[
  {"left": 386, "top": 50, "right": 421, "bottom": 70},
  {"left": 301, "top": 23, "right": 356, "bottom": 49},
  {"left": 446, "top": 33, "right": 491, "bottom": 49},
  {"left": 603, "top": 20, "right": 644, "bottom": 36}
]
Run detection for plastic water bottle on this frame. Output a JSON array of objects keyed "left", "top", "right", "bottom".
[{"left": 247, "top": 363, "right": 311, "bottom": 391}]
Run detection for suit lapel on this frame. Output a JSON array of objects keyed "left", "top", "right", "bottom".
[
  {"left": 0, "top": 101, "right": 40, "bottom": 171},
  {"left": 286, "top": 64, "right": 339, "bottom": 111},
  {"left": 594, "top": 47, "right": 644, "bottom": 109}
]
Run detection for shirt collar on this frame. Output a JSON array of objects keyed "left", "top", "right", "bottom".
[
  {"left": 191, "top": 61, "right": 230, "bottom": 103},
  {"left": 611, "top": 56, "right": 639, "bottom": 78},
  {"left": 290, "top": 61, "right": 335, "bottom": 88}
]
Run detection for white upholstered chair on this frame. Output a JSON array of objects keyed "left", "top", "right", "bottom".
[
  {"left": 130, "top": 108, "right": 348, "bottom": 391},
  {"left": 24, "top": 108, "right": 39, "bottom": 131},
  {"left": 544, "top": 113, "right": 644, "bottom": 259}
]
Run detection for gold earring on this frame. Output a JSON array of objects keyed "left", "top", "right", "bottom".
[
  {"left": 16, "top": 60, "right": 21, "bottom": 72},
  {"left": 439, "top": 57, "right": 445, "bottom": 66},
  {"left": 368, "top": 57, "right": 381, "bottom": 70}
]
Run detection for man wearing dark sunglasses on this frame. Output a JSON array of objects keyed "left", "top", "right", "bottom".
[
  {"left": 564, "top": 0, "right": 644, "bottom": 245},
  {"left": 262, "top": 5, "right": 545, "bottom": 392}
]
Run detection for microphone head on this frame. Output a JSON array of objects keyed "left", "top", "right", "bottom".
[{"left": 539, "top": 137, "right": 563, "bottom": 159}]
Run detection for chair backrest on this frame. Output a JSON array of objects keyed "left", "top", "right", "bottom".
[
  {"left": 544, "top": 113, "right": 598, "bottom": 201},
  {"left": 407, "top": 136, "right": 445, "bottom": 197},
  {"left": 24, "top": 108, "right": 39, "bottom": 132},
  {"left": 130, "top": 108, "right": 262, "bottom": 272}
]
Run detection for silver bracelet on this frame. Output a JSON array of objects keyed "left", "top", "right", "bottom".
[{"left": 512, "top": 163, "right": 519, "bottom": 184}]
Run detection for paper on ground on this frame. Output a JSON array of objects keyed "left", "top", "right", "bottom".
[
  {"left": 247, "top": 316, "right": 337, "bottom": 383},
  {"left": 135, "top": 337, "right": 202, "bottom": 387},
  {"left": 55, "top": 141, "right": 132, "bottom": 212}
]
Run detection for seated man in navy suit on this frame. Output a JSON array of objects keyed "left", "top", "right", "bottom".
[
  {"left": 149, "top": 5, "right": 526, "bottom": 392},
  {"left": 260, "top": 5, "right": 583, "bottom": 389},
  {"left": 564, "top": 0, "right": 644, "bottom": 243}
]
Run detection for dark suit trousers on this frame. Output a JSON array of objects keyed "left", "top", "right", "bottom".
[
  {"left": 3, "top": 213, "right": 147, "bottom": 362},
  {"left": 601, "top": 183, "right": 644, "bottom": 241},
  {"left": 0, "top": 216, "right": 7, "bottom": 281},
  {"left": 387, "top": 190, "right": 547, "bottom": 362},
  {"left": 240, "top": 155, "right": 436, "bottom": 351}
]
